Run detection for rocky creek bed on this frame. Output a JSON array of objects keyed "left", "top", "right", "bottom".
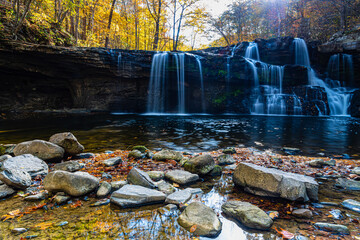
[{"left": 0, "top": 133, "right": 360, "bottom": 239}]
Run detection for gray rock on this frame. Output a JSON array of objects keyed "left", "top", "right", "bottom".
[
  {"left": 110, "top": 184, "right": 166, "bottom": 208},
  {"left": 153, "top": 150, "right": 183, "bottom": 162},
  {"left": 53, "top": 192, "right": 71, "bottom": 204},
  {"left": 165, "top": 170, "right": 199, "bottom": 185},
  {"left": 24, "top": 191, "right": 48, "bottom": 201},
  {"left": 72, "top": 153, "right": 95, "bottom": 160},
  {"left": 165, "top": 189, "right": 192, "bottom": 205},
  {"left": 43, "top": 171, "right": 100, "bottom": 197},
  {"left": 49, "top": 132, "right": 84, "bottom": 156},
  {"left": 1, "top": 154, "right": 48, "bottom": 177},
  {"left": 102, "top": 172, "right": 112, "bottom": 179},
  {"left": 156, "top": 180, "right": 176, "bottom": 195},
  {"left": 11, "top": 228, "right": 28, "bottom": 234},
  {"left": 223, "top": 148, "right": 236, "bottom": 154},
  {"left": 222, "top": 201, "right": 273, "bottom": 230},
  {"left": 233, "top": 163, "right": 318, "bottom": 202},
  {"left": 110, "top": 180, "right": 128, "bottom": 190},
  {"left": 103, "top": 157, "right": 122, "bottom": 167},
  {"left": 0, "top": 169, "right": 31, "bottom": 189},
  {"left": 90, "top": 199, "right": 110, "bottom": 207},
  {"left": 53, "top": 161, "right": 82, "bottom": 172},
  {"left": 335, "top": 178, "right": 360, "bottom": 190},
  {"left": 341, "top": 199, "right": 360, "bottom": 213},
  {"left": 127, "top": 167, "right": 156, "bottom": 189},
  {"left": 314, "top": 222, "right": 349, "bottom": 234},
  {"left": 13, "top": 140, "right": 65, "bottom": 161},
  {"left": 97, "top": 182, "right": 112, "bottom": 198},
  {"left": 320, "top": 202, "right": 339, "bottom": 207},
  {"left": 128, "top": 150, "right": 144, "bottom": 159},
  {"left": 0, "top": 184, "right": 16, "bottom": 198},
  {"left": 217, "top": 155, "right": 235, "bottom": 166},
  {"left": 352, "top": 167, "right": 360, "bottom": 175},
  {"left": 308, "top": 159, "right": 336, "bottom": 168},
  {"left": 147, "top": 171, "right": 164, "bottom": 181},
  {"left": 329, "top": 209, "right": 344, "bottom": 220},
  {"left": 292, "top": 209, "right": 313, "bottom": 219},
  {"left": 0, "top": 155, "right": 12, "bottom": 162},
  {"left": 184, "top": 155, "right": 215, "bottom": 175},
  {"left": 282, "top": 147, "right": 300, "bottom": 155},
  {"left": 178, "top": 202, "right": 222, "bottom": 237}
]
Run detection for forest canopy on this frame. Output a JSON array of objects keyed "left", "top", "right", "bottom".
[{"left": 0, "top": 0, "right": 359, "bottom": 50}]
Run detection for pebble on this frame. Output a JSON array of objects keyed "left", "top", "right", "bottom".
[
  {"left": 56, "top": 221, "right": 68, "bottom": 226},
  {"left": 11, "top": 228, "right": 27, "bottom": 234},
  {"left": 91, "top": 199, "right": 110, "bottom": 207}
]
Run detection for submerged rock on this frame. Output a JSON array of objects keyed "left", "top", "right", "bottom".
[
  {"left": 221, "top": 201, "right": 273, "bottom": 230},
  {"left": 292, "top": 209, "right": 313, "bottom": 219},
  {"left": 314, "top": 223, "right": 349, "bottom": 234},
  {"left": 153, "top": 150, "right": 183, "bottom": 162},
  {"left": 233, "top": 163, "right": 318, "bottom": 202},
  {"left": 127, "top": 167, "right": 156, "bottom": 189},
  {"left": 1, "top": 154, "right": 48, "bottom": 177},
  {"left": 0, "top": 184, "right": 16, "bottom": 198},
  {"left": 184, "top": 155, "right": 215, "bottom": 175},
  {"left": 13, "top": 140, "right": 65, "bottom": 161},
  {"left": 103, "top": 156, "right": 122, "bottom": 167},
  {"left": 217, "top": 155, "right": 235, "bottom": 166},
  {"left": 341, "top": 199, "right": 360, "bottom": 213},
  {"left": 165, "top": 170, "right": 199, "bottom": 185},
  {"left": 49, "top": 132, "right": 84, "bottom": 156},
  {"left": 97, "top": 182, "right": 112, "bottom": 198},
  {"left": 110, "top": 185, "right": 166, "bottom": 208},
  {"left": 178, "top": 202, "right": 222, "bottom": 237},
  {"left": 43, "top": 171, "right": 100, "bottom": 197},
  {"left": 0, "top": 169, "right": 32, "bottom": 189},
  {"left": 335, "top": 178, "right": 360, "bottom": 190},
  {"left": 53, "top": 161, "right": 82, "bottom": 172},
  {"left": 147, "top": 171, "right": 164, "bottom": 181}
]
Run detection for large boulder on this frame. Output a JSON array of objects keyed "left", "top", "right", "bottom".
[
  {"left": 184, "top": 155, "right": 215, "bottom": 175},
  {"left": 13, "top": 140, "right": 65, "bottom": 161},
  {"left": 165, "top": 170, "right": 199, "bottom": 185},
  {"left": 153, "top": 150, "right": 183, "bottom": 162},
  {"left": 1, "top": 154, "right": 48, "bottom": 177},
  {"left": 233, "top": 163, "right": 318, "bottom": 202},
  {"left": 49, "top": 132, "right": 84, "bottom": 156},
  {"left": 127, "top": 167, "right": 156, "bottom": 189},
  {"left": 221, "top": 201, "right": 273, "bottom": 230},
  {"left": 43, "top": 171, "right": 100, "bottom": 196},
  {"left": 110, "top": 185, "right": 166, "bottom": 208},
  {"left": 178, "top": 202, "right": 222, "bottom": 237},
  {"left": 0, "top": 169, "right": 32, "bottom": 189}
]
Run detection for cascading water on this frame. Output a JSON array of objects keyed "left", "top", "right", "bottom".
[
  {"left": 194, "top": 55, "right": 206, "bottom": 113},
  {"left": 327, "top": 53, "right": 354, "bottom": 85},
  {"left": 174, "top": 53, "right": 186, "bottom": 114},
  {"left": 245, "top": 42, "right": 260, "bottom": 61}
]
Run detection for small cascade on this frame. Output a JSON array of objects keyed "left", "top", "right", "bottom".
[
  {"left": 174, "top": 53, "right": 186, "bottom": 114},
  {"left": 293, "top": 38, "right": 310, "bottom": 67},
  {"left": 327, "top": 53, "right": 354, "bottom": 85},
  {"left": 245, "top": 42, "right": 260, "bottom": 61},
  {"left": 194, "top": 56, "right": 206, "bottom": 113},
  {"left": 117, "top": 53, "right": 122, "bottom": 73},
  {"left": 147, "top": 52, "right": 169, "bottom": 113}
]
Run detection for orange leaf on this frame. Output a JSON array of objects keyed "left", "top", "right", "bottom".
[{"left": 190, "top": 225, "right": 197, "bottom": 233}]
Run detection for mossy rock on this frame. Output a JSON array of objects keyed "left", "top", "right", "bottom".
[
  {"left": 209, "top": 165, "right": 222, "bottom": 176},
  {"left": 128, "top": 150, "right": 144, "bottom": 159},
  {"left": 0, "top": 145, "right": 5, "bottom": 156},
  {"left": 132, "top": 146, "right": 148, "bottom": 153},
  {"left": 184, "top": 155, "right": 215, "bottom": 175}
]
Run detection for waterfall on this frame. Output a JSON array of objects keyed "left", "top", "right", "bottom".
[
  {"left": 117, "top": 53, "right": 122, "bottom": 73},
  {"left": 194, "top": 56, "right": 206, "bottom": 113},
  {"left": 147, "top": 52, "right": 169, "bottom": 113},
  {"left": 245, "top": 43, "right": 260, "bottom": 61},
  {"left": 327, "top": 53, "right": 354, "bottom": 85},
  {"left": 294, "top": 38, "right": 352, "bottom": 116},
  {"left": 174, "top": 53, "right": 186, "bottom": 114}
]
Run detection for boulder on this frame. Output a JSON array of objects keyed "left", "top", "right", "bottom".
[
  {"left": 49, "top": 132, "right": 84, "bottom": 156},
  {"left": 110, "top": 184, "right": 166, "bottom": 208},
  {"left": 292, "top": 209, "right": 313, "bottom": 219},
  {"left": 128, "top": 150, "right": 144, "bottom": 159},
  {"left": 97, "top": 182, "right": 112, "bottom": 198},
  {"left": 217, "top": 155, "right": 235, "bottom": 166},
  {"left": 1, "top": 154, "right": 48, "bottom": 177},
  {"left": 165, "top": 170, "right": 199, "bottom": 185},
  {"left": 335, "top": 178, "right": 360, "bottom": 190},
  {"left": 233, "top": 163, "right": 318, "bottom": 202},
  {"left": 178, "top": 202, "right": 222, "bottom": 237},
  {"left": 221, "top": 201, "right": 273, "bottom": 230},
  {"left": 153, "top": 150, "right": 183, "bottom": 162},
  {"left": 184, "top": 155, "right": 215, "bottom": 175},
  {"left": 0, "top": 184, "right": 16, "bottom": 198},
  {"left": 0, "top": 169, "right": 32, "bottom": 189},
  {"left": 127, "top": 167, "right": 156, "bottom": 189},
  {"left": 110, "top": 180, "right": 128, "bottom": 190},
  {"left": 43, "top": 171, "right": 100, "bottom": 197},
  {"left": 13, "top": 140, "right": 65, "bottom": 161},
  {"left": 341, "top": 199, "right": 360, "bottom": 213},
  {"left": 103, "top": 156, "right": 122, "bottom": 167},
  {"left": 165, "top": 189, "right": 192, "bottom": 205},
  {"left": 147, "top": 171, "right": 164, "bottom": 181},
  {"left": 314, "top": 223, "right": 349, "bottom": 234},
  {"left": 156, "top": 180, "right": 176, "bottom": 195},
  {"left": 53, "top": 161, "right": 82, "bottom": 172}
]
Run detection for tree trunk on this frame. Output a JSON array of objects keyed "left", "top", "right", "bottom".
[
  {"left": 152, "top": 0, "right": 162, "bottom": 50},
  {"left": 105, "top": 0, "right": 117, "bottom": 48}
]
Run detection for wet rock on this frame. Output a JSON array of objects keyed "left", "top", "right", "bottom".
[
  {"left": 102, "top": 172, "right": 112, "bottom": 179},
  {"left": 132, "top": 146, "right": 148, "bottom": 153},
  {"left": 0, "top": 155, "right": 12, "bottom": 162},
  {"left": 53, "top": 192, "right": 70, "bottom": 204},
  {"left": 49, "top": 132, "right": 84, "bottom": 156},
  {"left": 233, "top": 163, "right": 318, "bottom": 202},
  {"left": 165, "top": 189, "right": 192, "bottom": 205},
  {"left": 110, "top": 184, "right": 166, "bottom": 208},
  {"left": 0, "top": 184, "right": 16, "bottom": 198},
  {"left": 308, "top": 159, "right": 335, "bottom": 168},
  {"left": 53, "top": 161, "right": 82, "bottom": 172},
  {"left": 13, "top": 140, "right": 65, "bottom": 161},
  {"left": 25, "top": 191, "right": 48, "bottom": 201},
  {"left": 90, "top": 199, "right": 110, "bottom": 207},
  {"left": 282, "top": 147, "right": 300, "bottom": 155},
  {"left": 110, "top": 180, "right": 128, "bottom": 190},
  {"left": 55, "top": 221, "right": 68, "bottom": 227},
  {"left": 153, "top": 150, "right": 183, "bottom": 162},
  {"left": 103, "top": 156, "right": 122, "bottom": 167},
  {"left": 222, "top": 201, "right": 273, "bottom": 230},
  {"left": 178, "top": 202, "right": 222, "bottom": 237},
  {"left": 156, "top": 180, "right": 176, "bottom": 195},
  {"left": 295, "top": 236, "right": 310, "bottom": 240},
  {"left": 127, "top": 167, "right": 156, "bottom": 189},
  {"left": 223, "top": 148, "right": 236, "bottom": 154},
  {"left": 209, "top": 165, "right": 222, "bottom": 176},
  {"left": 165, "top": 170, "right": 199, "bottom": 185},
  {"left": 147, "top": 171, "right": 164, "bottom": 181},
  {"left": 217, "top": 155, "right": 235, "bottom": 166},
  {"left": 335, "top": 178, "right": 360, "bottom": 190},
  {"left": 72, "top": 153, "right": 95, "bottom": 160},
  {"left": 128, "top": 150, "right": 144, "bottom": 159},
  {"left": 341, "top": 199, "right": 360, "bottom": 213},
  {"left": 43, "top": 171, "right": 100, "bottom": 197},
  {"left": 329, "top": 209, "right": 344, "bottom": 220},
  {"left": 320, "top": 202, "right": 339, "bottom": 207},
  {"left": 314, "top": 223, "right": 349, "bottom": 234},
  {"left": 97, "top": 182, "right": 112, "bottom": 198},
  {"left": 0, "top": 169, "right": 31, "bottom": 189},
  {"left": 312, "top": 203, "right": 325, "bottom": 208},
  {"left": 1, "top": 154, "right": 48, "bottom": 177},
  {"left": 352, "top": 167, "right": 360, "bottom": 175},
  {"left": 292, "top": 209, "right": 313, "bottom": 219},
  {"left": 11, "top": 228, "right": 27, "bottom": 234},
  {"left": 184, "top": 155, "right": 215, "bottom": 175}
]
